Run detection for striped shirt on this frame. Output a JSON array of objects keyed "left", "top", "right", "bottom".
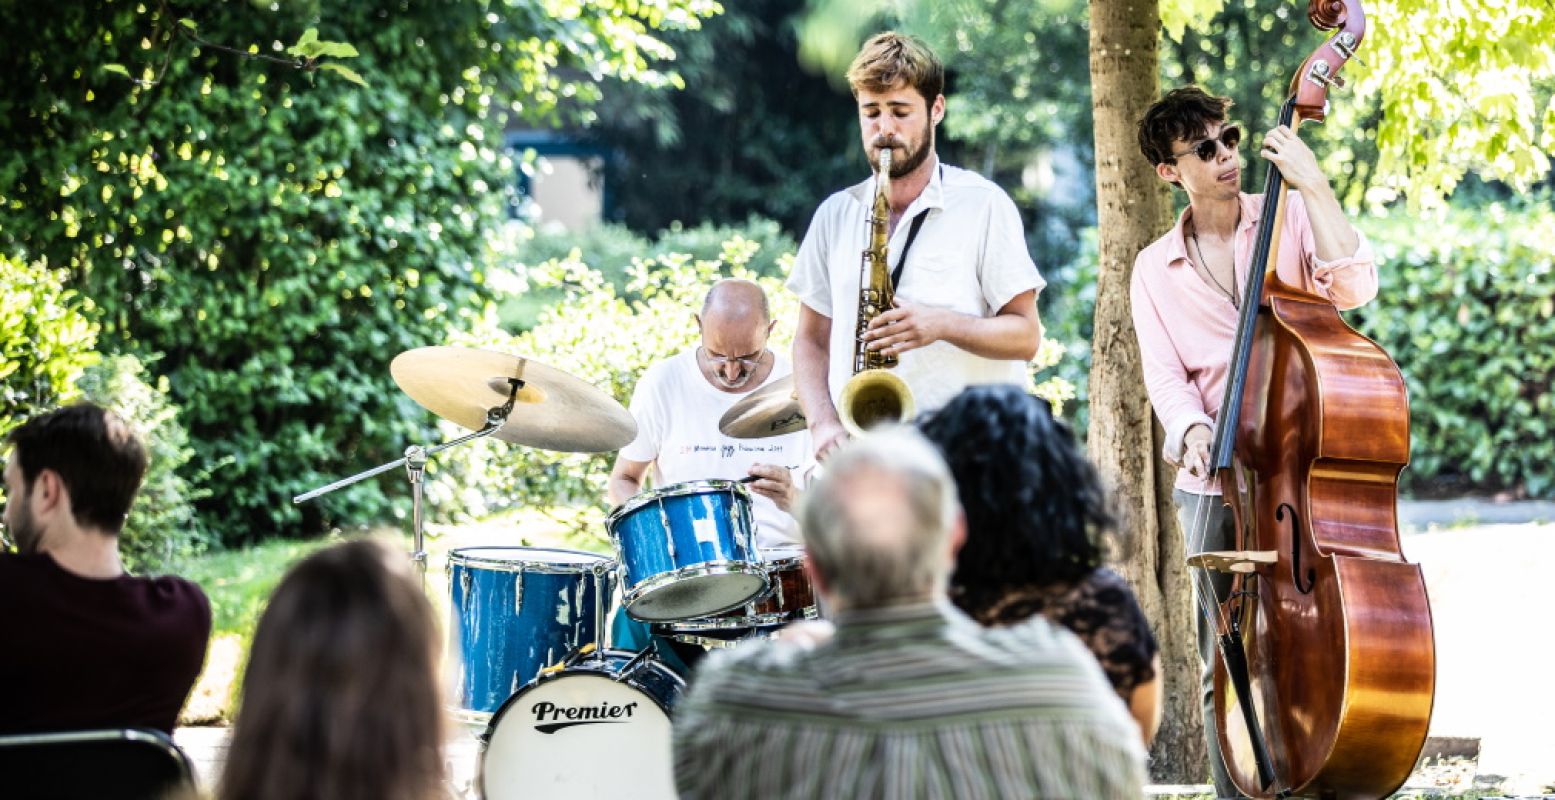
[{"left": 672, "top": 600, "right": 1147, "bottom": 799}]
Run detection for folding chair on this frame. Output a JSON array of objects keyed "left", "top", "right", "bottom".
[{"left": 0, "top": 727, "right": 195, "bottom": 799}]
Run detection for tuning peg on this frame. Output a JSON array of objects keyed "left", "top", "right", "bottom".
[{"left": 1306, "top": 60, "right": 1347, "bottom": 90}]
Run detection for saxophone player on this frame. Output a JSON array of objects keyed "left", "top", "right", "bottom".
[{"left": 788, "top": 31, "right": 1047, "bottom": 459}]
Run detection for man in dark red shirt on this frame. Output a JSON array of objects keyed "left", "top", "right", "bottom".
[{"left": 1, "top": 403, "right": 210, "bottom": 735}]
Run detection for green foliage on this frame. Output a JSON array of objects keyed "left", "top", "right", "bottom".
[
  {"left": 1038, "top": 229, "right": 1102, "bottom": 434},
  {"left": 0, "top": 0, "right": 719, "bottom": 542},
  {"left": 496, "top": 216, "right": 799, "bottom": 328},
  {"left": 1349, "top": 200, "right": 1555, "bottom": 497},
  {"left": 0, "top": 255, "right": 100, "bottom": 439},
  {"left": 583, "top": 0, "right": 860, "bottom": 235},
  {"left": 441, "top": 238, "right": 799, "bottom": 541},
  {"left": 77, "top": 355, "right": 212, "bottom": 574}
]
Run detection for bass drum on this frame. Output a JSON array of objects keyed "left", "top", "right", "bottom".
[{"left": 479, "top": 649, "right": 685, "bottom": 799}]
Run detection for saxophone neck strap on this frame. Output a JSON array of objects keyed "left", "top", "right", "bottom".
[{"left": 890, "top": 208, "right": 931, "bottom": 290}]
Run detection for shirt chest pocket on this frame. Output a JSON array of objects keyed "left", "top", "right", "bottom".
[{"left": 899, "top": 247, "right": 983, "bottom": 312}]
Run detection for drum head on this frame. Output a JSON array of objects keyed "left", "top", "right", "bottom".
[
  {"left": 625, "top": 569, "right": 768, "bottom": 622},
  {"left": 481, "top": 671, "right": 677, "bottom": 800}
]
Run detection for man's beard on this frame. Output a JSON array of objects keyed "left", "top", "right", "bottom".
[
  {"left": 6, "top": 493, "right": 42, "bottom": 554},
  {"left": 874, "top": 118, "right": 935, "bottom": 179}
]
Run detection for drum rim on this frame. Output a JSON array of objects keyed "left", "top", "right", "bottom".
[
  {"left": 604, "top": 479, "right": 753, "bottom": 527},
  {"left": 760, "top": 551, "right": 806, "bottom": 569},
  {"left": 621, "top": 561, "right": 769, "bottom": 621},
  {"left": 660, "top": 604, "right": 818, "bottom": 632},
  {"left": 446, "top": 545, "right": 615, "bottom": 574},
  {"left": 476, "top": 649, "right": 686, "bottom": 800}
]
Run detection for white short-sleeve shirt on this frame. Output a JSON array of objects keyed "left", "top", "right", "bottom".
[
  {"left": 619, "top": 349, "right": 811, "bottom": 550},
  {"left": 786, "top": 160, "right": 1047, "bottom": 414}
]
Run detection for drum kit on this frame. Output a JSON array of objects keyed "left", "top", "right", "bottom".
[{"left": 293, "top": 346, "right": 814, "bottom": 800}]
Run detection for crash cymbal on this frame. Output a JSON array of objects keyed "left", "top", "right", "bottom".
[
  {"left": 391, "top": 346, "right": 636, "bottom": 453},
  {"left": 719, "top": 374, "right": 807, "bottom": 439}
]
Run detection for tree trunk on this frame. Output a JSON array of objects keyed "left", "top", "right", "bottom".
[{"left": 1087, "top": 0, "right": 1204, "bottom": 783}]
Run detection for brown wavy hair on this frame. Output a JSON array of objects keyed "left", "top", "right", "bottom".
[
  {"left": 218, "top": 538, "right": 446, "bottom": 800},
  {"left": 846, "top": 31, "right": 944, "bottom": 104}
]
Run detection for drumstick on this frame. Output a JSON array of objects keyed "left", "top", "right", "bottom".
[{"left": 739, "top": 466, "right": 800, "bottom": 483}]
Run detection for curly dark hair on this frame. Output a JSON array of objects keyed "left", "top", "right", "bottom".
[
  {"left": 1137, "top": 85, "right": 1233, "bottom": 167},
  {"left": 917, "top": 385, "right": 1117, "bottom": 619}
]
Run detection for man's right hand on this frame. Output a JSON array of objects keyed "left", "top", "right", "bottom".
[
  {"left": 810, "top": 417, "right": 849, "bottom": 461},
  {"left": 1182, "top": 423, "right": 1213, "bottom": 479}
]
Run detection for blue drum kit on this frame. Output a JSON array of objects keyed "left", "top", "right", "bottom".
[{"left": 294, "top": 346, "right": 815, "bottom": 800}]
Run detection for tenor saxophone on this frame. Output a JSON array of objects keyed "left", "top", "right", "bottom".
[{"left": 838, "top": 148, "right": 916, "bottom": 436}]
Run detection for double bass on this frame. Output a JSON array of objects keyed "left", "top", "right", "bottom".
[{"left": 1189, "top": 0, "right": 1437, "bottom": 796}]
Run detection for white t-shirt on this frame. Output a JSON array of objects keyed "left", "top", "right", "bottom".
[
  {"left": 786, "top": 160, "right": 1047, "bottom": 414},
  {"left": 619, "top": 349, "right": 811, "bottom": 551}
]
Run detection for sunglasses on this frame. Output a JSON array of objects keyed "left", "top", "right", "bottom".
[{"left": 1170, "top": 124, "right": 1241, "bottom": 162}]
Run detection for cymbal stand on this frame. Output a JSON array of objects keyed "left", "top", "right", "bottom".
[{"left": 293, "top": 379, "right": 526, "bottom": 584}]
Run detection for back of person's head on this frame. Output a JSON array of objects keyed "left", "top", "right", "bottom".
[
  {"left": 219, "top": 538, "right": 444, "bottom": 800},
  {"left": 917, "top": 385, "right": 1115, "bottom": 619},
  {"left": 1137, "top": 85, "right": 1233, "bottom": 168},
  {"left": 5, "top": 402, "right": 147, "bottom": 534},
  {"left": 799, "top": 426, "right": 960, "bottom": 611},
  {"left": 846, "top": 31, "right": 945, "bottom": 104}
]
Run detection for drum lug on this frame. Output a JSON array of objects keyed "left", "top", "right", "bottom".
[
  {"left": 511, "top": 570, "right": 523, "bottom": 616},
  {"left": 656, "top": 496, "right": 676, "bottom": 560}
]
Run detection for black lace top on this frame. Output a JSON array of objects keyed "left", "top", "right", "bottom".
[{"left": 976, "top": 567, "right": 1159, "bottom": 702}]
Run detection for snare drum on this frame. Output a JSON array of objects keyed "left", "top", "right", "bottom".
[
  {"left": 607, "top": 480, "right": 767, "bottom": 622},
  {"left": 447, "top": 547, "right": 616, "bottom": 721},
  {"left": 480, "top": 649, "right": 685, "bottom": 800},
  {"left": 665, "top": 546, "right": 818, "bottom": 633}
]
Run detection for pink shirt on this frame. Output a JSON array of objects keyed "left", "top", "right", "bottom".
[{"left": 1130, "top": 191, "right": 1378, "bottom": 493}]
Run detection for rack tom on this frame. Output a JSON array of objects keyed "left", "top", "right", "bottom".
[{"left": 607, "top": 480, "right": 767, "bottom": 622}]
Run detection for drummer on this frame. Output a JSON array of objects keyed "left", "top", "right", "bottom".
[
  {"left": 607, "top": 278, "right": 810, "bottom": 551},
  {"left": 607, "top": 279, "right": 812, "bottom": 669}
]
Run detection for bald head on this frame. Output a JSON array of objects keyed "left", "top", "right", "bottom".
[
  {"left": 696, "top": 279, "right": 774, "bottom": 390},
  {"left": 700, "top": 278, "right": 770, "bottom": 324}
]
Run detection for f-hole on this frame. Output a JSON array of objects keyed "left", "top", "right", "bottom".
[{"left": 1279, "top": 502, "right": 1316, "bottom": 594}]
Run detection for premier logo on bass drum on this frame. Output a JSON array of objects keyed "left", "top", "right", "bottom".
[{"left": 529, "top": 699, "right": 640, "bottom": 733}]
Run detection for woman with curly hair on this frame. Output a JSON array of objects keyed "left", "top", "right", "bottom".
[
  {"left": 918, "top": 384, "right": 1162, "bottom": 744},
  {"left": 219, "top": 538, "right": 447, "bottom": 800}
]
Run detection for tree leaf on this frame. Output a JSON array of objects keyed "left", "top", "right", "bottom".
[
  {"left": 313, "top": 41, "right": 359, "bottom": 59},
  {"left": 318, "top": 62, "right": 368, "bottom": 87},
  {"left": 178, "top": 18, "right": 198, "bottom": 31},
  {"left": 102, "top": 63, "right": 131, "bottom": 78},
  {"left": 286, "top": 27, "right": 320, "bottom": 57}
]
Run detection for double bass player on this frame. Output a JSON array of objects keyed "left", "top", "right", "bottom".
[{"left": 1130, "top": 85, "right": 1379, "bottom": 797}]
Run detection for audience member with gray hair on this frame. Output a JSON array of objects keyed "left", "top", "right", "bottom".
[{"left": 672, "top": 427, "right": 1147, "bottom": 799}]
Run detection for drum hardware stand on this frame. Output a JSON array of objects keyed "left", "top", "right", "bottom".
[
  {"left": 293, "top": 379, "right": 527, "bottom": 584},
  {"left": 620, "top": 644, "right": 659, "bottom": 681}
]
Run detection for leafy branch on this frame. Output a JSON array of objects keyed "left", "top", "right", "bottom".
[{"left": 102, "top": 18, "right": 367, "bottom": 89}]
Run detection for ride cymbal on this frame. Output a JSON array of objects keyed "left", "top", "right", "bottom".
[
  {"left": 391, "top": 346, "right": 636, "bottom": 453},
  {"left": 719, "top": 374, "right": 807, "bottom": 439}
]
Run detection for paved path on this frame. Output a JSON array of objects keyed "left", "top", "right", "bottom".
[{"left": 1402, "top": 521, "right": 1555, "bottom": 796}]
